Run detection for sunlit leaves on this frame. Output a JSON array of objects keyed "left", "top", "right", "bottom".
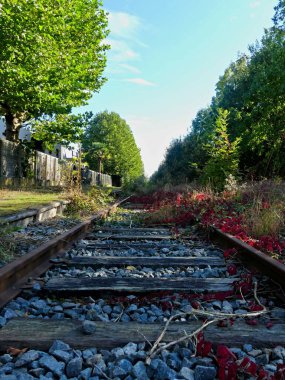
[
  {"left": 82, "top": 111, "right": 144, "bottom": 183},
  {"left": 0, "top": 0, "right": 109, "bottom": 139}
]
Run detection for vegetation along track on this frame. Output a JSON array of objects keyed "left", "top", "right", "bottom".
[{"left": 0, "top": 201, "right": 285, "bottom": 379}]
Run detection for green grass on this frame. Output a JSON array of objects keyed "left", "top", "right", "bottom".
[{"left": 0, "top": 189, "right": 66, "bottom": 216}]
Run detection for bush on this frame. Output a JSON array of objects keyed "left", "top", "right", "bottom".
[{"left": 65, "top": 187, "right": 113, "bottom": 218}]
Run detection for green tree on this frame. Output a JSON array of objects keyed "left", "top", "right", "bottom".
[
  {"left": 273, "top": 0, "right": 285, "bottom": 30},
  {"left": 82, "top": 111, "right": 144, "bottom": 183},
  {"left": 151, "top": 1, "right": 285, "bottom": 186},
  {"left": 0, "top": 0, "right": 109, "bottom": 142},
  {"left": 29, "top": 113, "right": 90, "bottom": 151},
  {"left": 202, "top": 109, "right": 240, "bottom": 190}
]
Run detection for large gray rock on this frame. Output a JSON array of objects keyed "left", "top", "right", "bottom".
[
  {"left": 123, "top": 342, "right": 137, "bottom": 356},
  {"left": 49, "top": 340, "right": 71, "bottom": 354},
  {"left": 132, "top": 361, "right": 149, "bottom": 380},
  {"left": 92, "top": 359, "right": 107, "bottom": 375},
  {"left": 155, "top": 361, "right": 177, "bottom": 380},
  {"left": 39, "top": 355, "right": 65, "bottom": 377},
  {"left": 0, "top": 354, "right": 12, "bottom": 364},
  {"left": 79, "top": 367, "right": 92, "bottom": 380},
  {"left": 117, "top": 359, "right": 133, "bottom": 373},
  {"left": 28, "top": 368, "right": 45, "bottom": 377},
  {"left": 82, "top": 320, "right": 97, "bottom": 335},
  {"left": 180, "top": 367, "right": 195, "bottom": 380},
  {"left": 52, "top": 350, "right": 72, "bottom": 363},
  {"left": 194, "top": 365, "right": 217, "bottom": 380},
  {"left": 15, "top": 350, "right": 41, "bottom": 367},
  {"left": 111, "top": 366, "right": 127, "bottom": 378},
  {"left": 16, "top": 374, "right": 35, "bottom": 380},
  {"left": 66, "top": 357, "right": 83, "bottom": 378}
]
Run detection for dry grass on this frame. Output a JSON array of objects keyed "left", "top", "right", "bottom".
[
  {"left": 239, "top": 180, "right": 285, "bottom": 238},
  {"left": 245, "top": 198, "right": 284, "bottom": 238}
]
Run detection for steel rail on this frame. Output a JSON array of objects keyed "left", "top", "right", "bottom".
[
  {"left": 210, "top": 226, "right": 285, "bottom": 289},
  {"left": 0, "top": 197, "right": 129, "bottom": 308}
]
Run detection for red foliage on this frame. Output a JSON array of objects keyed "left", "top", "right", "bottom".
[
  {"left": 142, "top": 190, "right": 285, "bottom": 259},
  {"left": 239, "top": 356, "right": 258, "bottom": 376},
  {"left": 227, "top": 264, "right": 237, "bottom": 276},
  {"left": 191, "top": 300, "right": 201, "bottom": 309},
  {"left": 275, "top": 364, "right": 285, "bottom": 380},
  {"left": 216, "top": 344, "right": 238, "bottom": 380},
  {"left": 223, "top": 248, "right": 238, "bottom": 259},
  {"left": 196, "top": 332, "right": 212, "bottom": 357}
]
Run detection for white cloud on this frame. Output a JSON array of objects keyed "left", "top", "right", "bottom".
[
  {"left": 105, "top": 11, "right": 150, "bottom": 84},
  {"left": 106, "top": 38, "right": 138, "bottom": 62},
  {"left": 249, "top": 1, "right": 261, "bottom": 8},
  {"left": 124, "top": 78, "right": 156, "bottom": 86},
  {"left": 108, "top": 11, "right": 141, "bottom": 39},
  {"left": 119, "top": 63, "right": 141, "bottom": 74}
]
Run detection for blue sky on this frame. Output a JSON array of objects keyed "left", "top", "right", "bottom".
[{"left": 76, "top": 0, "right": 276, "bottom": 176}]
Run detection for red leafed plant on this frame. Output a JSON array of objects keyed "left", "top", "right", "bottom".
[
  {"left": 227, "top": 264, "right": 237, "bottom": 275},
  {"left": 275, "top": 364, "right": 285, "bottom": 380},
  {"left": 224, "top": 248, "right": 238, "bottom": 259},
  {"left": 196, "top": 332, "right": 212, "bottom": 357},
  {"left": 216, "top": 344, "right": 238, "bottom": 380},
  {"left": 140, "top": 189, "right": 285, "bottom": 260},
  {"left": 238, "top": 357, "right": 258, "bottom": 376}
]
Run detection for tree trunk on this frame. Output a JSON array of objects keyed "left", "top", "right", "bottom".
[{"left": 4, "top": 112, "right": 25, "bottom": 142}]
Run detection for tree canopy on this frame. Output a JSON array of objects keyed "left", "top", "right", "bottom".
[
  {"left": 0, "top": 0, "right": 109, "bottom": 141},
  {"left": 82, "top": 111, "right": 144, "bottom": 183},
  {"left": 151, "top": 0, "right": 285, "bottom": 189}
]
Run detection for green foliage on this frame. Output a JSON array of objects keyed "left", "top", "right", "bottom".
[
  {"left": 202, "top": 109, "right": 240, "bottom": 190},
  {"left": 30, "top": 113, "right": 90, "bottom": 151},
  {"left": 65, "top": 187, "right": 113, "bottom": 218},
  {"left": 273, "top": 0, "right": 285, "bottom": 30},
  {"left": 82, "top": 111, "right": 144, "bottom": 183},
  {"left": 0, "top": 0, "right": 109, "bottom": 141},
  {"left": 151, "top": 1, "right": 285, "bottom": 188},
  {"left": 123, "top": 175, "right": 148, "bottom": 194},
  {"left": 0, "top": 225, "right": 19, "bottom": 262}
]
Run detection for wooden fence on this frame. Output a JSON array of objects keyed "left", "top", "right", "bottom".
[{"left": 0, "top": 139, "right": 112, "bottom": 187}]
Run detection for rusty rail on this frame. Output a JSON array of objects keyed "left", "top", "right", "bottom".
[
  {"left": 0, "top": 197, "right": 129, "bottom": 308},
  {"left": 210, "top": 226, "right": 285, "bottom": 289}
]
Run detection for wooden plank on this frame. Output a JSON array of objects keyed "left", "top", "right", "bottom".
[
  {"left": 59, "top": 256, "right": 225, "bottom": 268},
  {"left": 91, "top": 227, "right": 171, "bottom": 234},
  {"left": 89, "top": 234, "right": 175, "bottom": 240},
  {"left": 0, "top": 318, "right": 284, "bottom": 351},
  {"left": 44, "top": 277, "right": 236, "bottom": 295},
  {"left": 83, "top": 242, "right": 180, "bottom": 249}
]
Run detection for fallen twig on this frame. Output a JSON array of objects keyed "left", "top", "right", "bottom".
[{"left": 145, "top": 282, "right": 267, "bottom": 364}]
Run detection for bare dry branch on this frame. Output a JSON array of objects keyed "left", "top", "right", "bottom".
[{"left": 145, "top": 281, "right": 267, "bottom": 363}]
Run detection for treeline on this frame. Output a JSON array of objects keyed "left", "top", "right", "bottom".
[
  {"left": 151, "top": 0, "right": 285, "bottom": 190},
  {"left": 32, "top": 111, "right": 144, "bottom": 185},
  {"left": 82, "top": 111, "right": 144, "bottom": 184}
]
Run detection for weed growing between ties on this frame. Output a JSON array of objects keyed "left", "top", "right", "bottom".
[
  {"left": 102, "top": 208, "right": 144, "bottom": 227},
  {"left": 0, "top": 225, "right": 19, "bottom": 262},
  {"left": 131, "top": 180, "right": 285, "bottom": 261},
  {"left": 65, "top": 187, "right": 114, "bottom": 218}
]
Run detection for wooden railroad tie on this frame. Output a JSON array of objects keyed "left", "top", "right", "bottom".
[
  {"left": 44, "top": 277, "right": 236, "bottom": 295},
  {"left": 0, "top": 318, "right": 284, "bottom": 351},
  {"left": 53, "top": 256, "right": 226, "bottom": 268},
  {"left": 88, "top": 234, "right": 176, "bottom": 241}
]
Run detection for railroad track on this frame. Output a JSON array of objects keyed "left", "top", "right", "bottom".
[{"left": 0, "top": 202, "right": 284, "bottom": 379}]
